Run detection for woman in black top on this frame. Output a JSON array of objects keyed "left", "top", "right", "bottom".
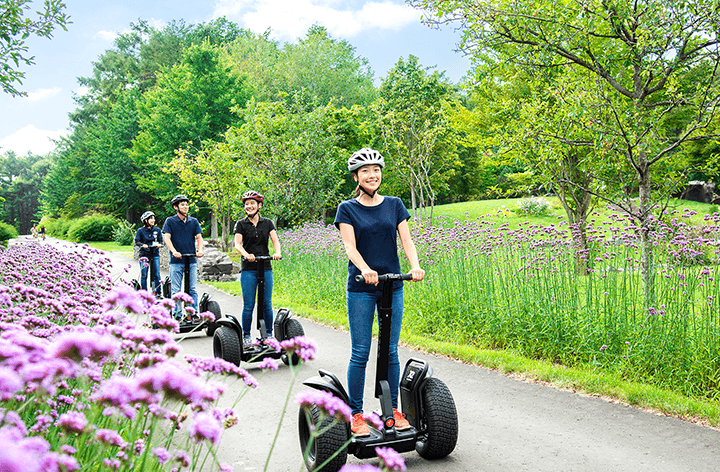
[
  {"left": 233, "top": 191, "right": 281, "bottom": 348},
  {"left": 134, "top": 211, "right": 163, "bottom": 295}
]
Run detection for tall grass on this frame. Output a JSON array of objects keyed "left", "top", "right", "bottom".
[{"left": 276, "top": 207, "right": 720, "bottom": 400}]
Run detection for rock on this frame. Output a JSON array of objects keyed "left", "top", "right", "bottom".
[{"left": 199, "top": 246, "right": 234, "bottom": 280}]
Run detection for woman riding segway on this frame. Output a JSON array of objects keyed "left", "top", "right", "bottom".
[
  {"left": 233, "top": 190, "right": 281, "bottom": 350},
  {"left": 298, "top": 148, "right": 457, "bottom": 471},
  {"left": 134, "top": 211, "right": 163, "bottom": 296},
  {"left": 336, "top": 148, "right": 425, "bottom": 435}
]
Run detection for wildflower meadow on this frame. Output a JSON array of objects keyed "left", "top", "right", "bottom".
[
  {"left": 276, "top": 209, "right": 720, "bottom": 400},
  {"left": 0, "top": 239, "right": 412, "bottom": 472}
]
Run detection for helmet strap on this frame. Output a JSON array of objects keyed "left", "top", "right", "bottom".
[{"left": 359, "top": 184, "right": 378, "bottom": 198}]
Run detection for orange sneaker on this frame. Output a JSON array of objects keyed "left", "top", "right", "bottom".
[
  {"left": 393, "top": 408, "right": 411, "bottom": 430},
  {"left": 351, "top": 413, "right": 370, "bottom": 436}
]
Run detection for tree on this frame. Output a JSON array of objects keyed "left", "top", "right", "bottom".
[
  {"left": 378, "top": 55, "right": 459, "bottom": 220},
  {"left": 227, "top": 95, "right": 346, "bottom": 225},
  {"left": 224, "top": 25, "right": 377, "bottom": 109},
  {"left": 279, "top": 25, "right": 378, "bottom": 108},
  {"left": 0, "top": 150, "right": 51, "bottom": 232},
  {"left": 132, "top": 42, "right": 248, "bottom": 202},
  {"left": 413, "top": 0, "right": 720, "bottom": 303},
  {"left": 168, "top": 139, "right": 249, "bottom": 250},
  {"left": 0, "top": 0, "right": 69, "bottom": 96}
]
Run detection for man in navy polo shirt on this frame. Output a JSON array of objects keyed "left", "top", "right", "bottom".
[{"left": 162, "top": 194, "right": 204, "bottom": 319}]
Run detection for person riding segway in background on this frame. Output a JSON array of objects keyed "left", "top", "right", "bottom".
[
  {"left": 233, "top": 190, "right": 281, "bottom": 350},
  {"left": 162, "top": 194, "right": 204, "bottom": 319},
  {"left": 334, "top": 147, "right": 425, "bottom": 437},
  {"left": 134, "top": 211, "right": 163, "bottom": 296}
]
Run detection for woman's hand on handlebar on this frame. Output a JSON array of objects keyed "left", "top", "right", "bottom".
[
  {"left": 245, "top": 253, "right": 256, "bottom": 262},
  {"left": 410, "top": 267, "right": 425, "bottom": 282},
  {"left": 360, "top": 269, "right": 379, "bottom": 286},
  {"left": 272, "top": 253, "right": 281, "bottom": 261}
]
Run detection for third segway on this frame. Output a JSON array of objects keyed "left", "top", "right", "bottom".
[
  {"left": 213, "top": 255, "right": 305, "bottom": 366},
  {"left": 298, "top": 273, "right": 458, "bottom": 471}
]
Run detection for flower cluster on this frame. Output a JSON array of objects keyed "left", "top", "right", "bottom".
[{"left": 0, "top": 241, "right": 277, "bottom": 472}]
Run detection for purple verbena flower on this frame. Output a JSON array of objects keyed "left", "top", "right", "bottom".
[
  {"left": 188, "top": 411, "right": 223, "bottom": 445},
  {"left": 280, "top": 336, "right": 317, "bottom": 362},
  {"left": 56, "top": 411, "right": 88, "bottom": 434},
  {"left": 258, "top": 357, "right": 279, "bottom": 371},
  {"left": 296, "top": 390, "right": 352, "bottom": 422},
  {"left": 375, "top": 446, "right": 407, "bottom": 471}
]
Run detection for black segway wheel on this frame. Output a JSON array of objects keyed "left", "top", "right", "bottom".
[
  {"left": 298, "top": 404, "right": 348, "bottom": 472},
  {"left": 416, "top": 377, "right": 458, "bottom": 459},
  {"left": 213, "top": 326, "right": 241, "bottom": 366},
  {"left": 204, "top": 300, "right": 222, "bottom": 337},
  {"left": 281, "top": 318, "right": 305, "bottom": 366}
]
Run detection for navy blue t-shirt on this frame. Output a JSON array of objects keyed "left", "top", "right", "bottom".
[
  {"left": 134, "top": 226, "right": 163, "bottom": 257},
  {"left": 162, "top": 215, "right": 202, "bottom": 265},
  {"left": 334, "top": 196, "right": 411, "bottom": 292}
]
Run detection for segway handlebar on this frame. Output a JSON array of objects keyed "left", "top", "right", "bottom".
[
  {"left": 355, "top": 273, "right": 413, "bottom": 283},
  {"left": 241, "top": 255, "right": 282, "bottom": 262}
]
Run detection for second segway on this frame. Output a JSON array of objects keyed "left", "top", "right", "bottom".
[
  {"left": 298, "top": 273, "right": 458, "bottom": 472},
  {"left": 213, "top": 255, "right": 305, "bottom": 366}
]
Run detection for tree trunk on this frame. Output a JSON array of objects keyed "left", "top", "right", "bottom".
[
  {"left": 210, "top": 210, "right": 218, "bottom": 241},
  {"left": 636, "top": 153, "right": 654, "bottom": 308}
]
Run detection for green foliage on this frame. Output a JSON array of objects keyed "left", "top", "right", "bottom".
[
  {"left": 0, "top": 221, "right": 18, "bottom": 243},
  {"left": 1, "top": 151, "right": 51, "bottom": 233},
  {"left": 227, "top": 95, "right": 346, "bottom": 225},
  {"left": 40, "top": 216, "right": 72, "bottom": 237},
  {"left": 132, "top": 42, "right": 248, "bottom": 201},
  {"left": 112, "top": 220, "right": 136, "bottom": 246},
  {"left": 66, "top": 214, "right": 119, "bottom": 242},
  {"left": 0, "top": 0, "right": 69, "bottom": 96}
]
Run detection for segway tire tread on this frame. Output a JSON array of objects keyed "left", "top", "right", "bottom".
[
  {"left": 416, "top": 377, "right": 458, "bottom": 460},
  {"left": 282, "top": 318, "right": 305, "bottom": 366},
  {"left": 205, "top": 300, "right": 222, "bottom": 337},
  {"left": 213, "top": 326, "right": 241, "bottom": 366},
  {"left": 298, "top": 404, "right": 348, "bottom": 472}
]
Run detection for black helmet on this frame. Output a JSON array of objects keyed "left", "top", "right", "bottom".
[
  {"left": 170, "top": 194, "right": 189, "bottom": 208},
  {"left": 140, "top": 211, "right": 155, "bottom": 223}
]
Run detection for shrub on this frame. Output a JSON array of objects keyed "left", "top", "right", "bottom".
[
  {"left": 113, "top": 220, "right": 136, "bottom": 246},
  {"left": 67, "top": 214, "right": 119, "bottom": 242},
  {"left": 41, "top": 216, "right": 73, "bottom": 238},
  {"left": 514, "top": 196, "right": 550, "bottom": 216},
  {"left": 0, "top": 221, "right": 18, "bottom": 244}
]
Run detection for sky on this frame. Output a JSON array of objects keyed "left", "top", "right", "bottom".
[{"left": 0, "top": 0, "right": 471, "bottom": 157}]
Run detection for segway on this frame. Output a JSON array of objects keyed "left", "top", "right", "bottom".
[
  {"left": 175, "top": 254, "right": 222, "bottom": 336},
  {"left": 132, "top": 242, "right": 165, "bottom": 297},
  {"left": 298, "top": 273, "right": 458, "bottom": 472},
  {"left": 213, "top": 256, "right": 305, "bottom": 366}
]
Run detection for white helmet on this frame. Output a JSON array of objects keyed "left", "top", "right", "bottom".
[{"left": 347, "top": 148, "right": 385, "bottom": 172}]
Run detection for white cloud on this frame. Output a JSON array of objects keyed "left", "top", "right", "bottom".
[
  {"left": 95, "top": 30, "right": 118, "bottom": 42},
  {"left": 25, "top": 87, "right": 62, "bottom": 102},
  {"left": 213, "top": 0, "right": 418, "bottom": 41},
  {"left": 0, "top": 126, "right": 68, "bottom": 156}
]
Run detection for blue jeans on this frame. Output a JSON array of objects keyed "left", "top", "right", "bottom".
[
  {"left": 169, "top": 262, "right": 198, "bottom": 316},
  {"left": 346, "top": 288, "right": 404, "bottom": 415},
  {"left": 241, "top": 269, "right": 273, "bottom": 338},
  {"left": 139, "top": 255, "right": 161, "bottom": 294}
]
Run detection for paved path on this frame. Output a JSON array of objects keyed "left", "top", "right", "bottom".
[{"left": 11, "top": 237, "right": 720, "bottom": 471}]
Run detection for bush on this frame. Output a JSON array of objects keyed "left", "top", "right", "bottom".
[
  {"left": 113, "top": 220, "right": 136, "bottom": 246},
  {"left": 514, "top": 196, "right": 550, "bottom": 216},
  {"left": 41, "top": 216, "right": 73, "bottom": 238},
  {"left": 67, "top": 214, "right": 119, "bottom": 242},
  {"left": 0, "top": 221, "right": 18, "bottom": 244}
]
